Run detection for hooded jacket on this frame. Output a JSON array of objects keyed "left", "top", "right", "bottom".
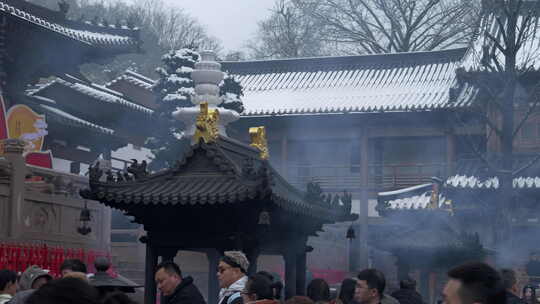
[{"left": 163, "top": 276, "right": 206, "bottom": 304}]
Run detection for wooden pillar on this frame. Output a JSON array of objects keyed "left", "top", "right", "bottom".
[
  {"left": 281, "top": 136, "right": 288, "bottom": 179},
  {"left": 144, "top": 241, "right": 158, "bottom": 304},
  {"left": 446, "top": 132, "right": 456, "bottom": 176},
  {"left": 246, "top": 249, "right": 260, "bottom": 275},
  {"left": 296, "top": 250, "right": 307, "bottom": 296},
  {"left": 207, "top": 249, "right": 220, "bottom": 304},
  {"left": 284, "top": 250, "right": 297, "bottom": 299},
  {"left": 359, "top": 129, "right": 369, "bottom": 270}
]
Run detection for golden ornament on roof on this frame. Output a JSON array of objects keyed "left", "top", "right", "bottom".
[
  {"left": 194, "top": 102, "right": 219, "bottom": 144},
  {"left": 249, "top": 126, "right": 269, "bottom": 160},
  {"left": 429, "top": 182, "right": 439, "bottom": 209}
]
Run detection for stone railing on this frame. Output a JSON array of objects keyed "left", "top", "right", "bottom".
[
  {"left": 0, "top": 139, "right": 110, "bottom": 251},
  {"left": 26, "top": 164, "right": 89, "bottom": 198}
]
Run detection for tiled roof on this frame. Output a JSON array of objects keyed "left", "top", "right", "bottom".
[
  {"left": 0, "top": 0, "right": 139, "bottom": 53},
  {"left": 377, "top": 183, "right": 448, "bottom": 211},
  {"left": 106, "top": 70, "right": 155, "bottom": 90},
  {"left": 29, "top": 76, "right": 153, "bottom": 116},
  {"left": 82, "top": 136, "right": 357, "bottom": 223},
  {"left": 446, "top": 175, "right": 540, "bottom": 189},
  {"left": 25, "top": 95, "right": 115, "bottom": 136},
  {"left": 221, "top": 48, "right": 470, "bottom": 116},
  {"left": 461, "top": 11, "right": 540, "bottom": 71},
  {"left": 377, "top": 173, "right": 540, "bottom": 212}
]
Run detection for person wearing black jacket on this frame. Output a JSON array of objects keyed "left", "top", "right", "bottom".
[
  {"left": 390, "top": 279, "right": 424, "bottom": 304},
  {"left": 155, "top": 261, "right": 206, "bottom": 304}
]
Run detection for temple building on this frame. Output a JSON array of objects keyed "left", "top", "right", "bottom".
[
  {"left": 0, "top": 0, "right": 144, "bottom": 271},
  {"left": 81, "top": 51, "right": 358, "bottom": 304},
  {"left": 2, "top": 1, "right": 540, "bottom": 304}
]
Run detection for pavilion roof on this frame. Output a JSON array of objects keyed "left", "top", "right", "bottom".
[
  {"left": 0, "top": 0, "right": 140, "bottom": 55},
  {"left": 221, "top": 48, "right": 473, "bottom": 116},
  {"left": 81, "top": 136, "right": 356, "bottom": 223}
]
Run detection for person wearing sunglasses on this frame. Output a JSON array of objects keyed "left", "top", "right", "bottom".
[
  {"left": 241, "top": 274, "right": 280, "bottom": 304},
  {"left": 218, "top": 251, "right": 250, "bottom": 304}
]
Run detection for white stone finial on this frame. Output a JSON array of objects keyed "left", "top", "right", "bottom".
[{"left": 173, "top": 50, "right": 240, "bottom": 142}]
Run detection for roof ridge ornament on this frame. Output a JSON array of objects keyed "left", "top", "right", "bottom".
[
  {"left": 249, "top": 126, "right": 269, "bottom": 160},
  {"left": 194, "top": 102, "right": 219, "bottom": 144}
]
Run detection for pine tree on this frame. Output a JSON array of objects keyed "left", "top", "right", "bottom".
[
  {"left": 146, "top": 49, "right": 245, "bottom": 171},
  {"left": 219, "top": 73, "right": 245, "bottom": 114},
  {"left": 146, "top": 49, "right": 199, "bottom": 171}
]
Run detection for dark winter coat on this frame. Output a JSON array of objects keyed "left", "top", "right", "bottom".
[
  {"left": 390, "top": 289, "right": 425, "bottom": 304},
  {"left": 163, "top": 276, "right": 206, "bottom": 304},
  {"left": 506, "top": 291, "right": 527, "bottom": 304}
]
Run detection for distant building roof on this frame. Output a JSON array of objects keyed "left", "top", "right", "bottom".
[
  {"left": 106, "top": 70, "right": 155, "bottom": 91},
  {"left": 222, "top": 48, "right": 472, "bottom": 116},
  {"left": 0, "top": 0, "right": 140, "bottom": 54},
  {"left": 24, "top": 75, "right": 153, "bottom": 143},
  {"left": 377, "top": 157, "right": 540, "bottom": 212},
  {"left": 29, "top": 76, "right": 153, "bottom": 116}
]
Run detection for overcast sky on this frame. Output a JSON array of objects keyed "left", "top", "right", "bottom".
[{"left": 164, "top": 0, "right": 276, "bottom": 53}]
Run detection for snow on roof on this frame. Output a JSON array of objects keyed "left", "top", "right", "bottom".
[
  {"left": 106, "top": 70, "right": 155, "bottom": 90},
  {"left": 222, "top": 48, "right": 470, "bottom": 116},
  {"left": 38, "top": 104, "right": 114, "bottom": 135},
  {"left": 379, "top": 173, "right": 540, "bottom": 212},
  {"left": 446, "top": 175, "right": 540, "bottom": 189},
  {"left": 379, "top": 183, "right": 433, "bottom": 197},
  {"left": 39, "top": 77, "right": 154, "bottom": 115},
  {"left": 0, "top": 1, "right": 139, "bottom": 51},
  {"left": 386, "top": 192, "right": 447, "bottom": 210}
]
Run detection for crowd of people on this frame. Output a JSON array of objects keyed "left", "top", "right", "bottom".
[{"left": 0, "top": 250, "right": 535, "bottom": 304}]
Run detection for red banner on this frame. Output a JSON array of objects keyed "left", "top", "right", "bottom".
[{"left": 0, "top": 243, "right": 114, "bottom": 277}]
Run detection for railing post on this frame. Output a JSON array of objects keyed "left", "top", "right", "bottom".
[{"left": 4, "top": 139, "right": 26, "bottom": 239}]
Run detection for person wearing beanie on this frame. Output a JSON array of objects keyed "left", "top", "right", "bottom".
[
  {"left": 218, "top": 251, "right": 250, "bottom": 304},
  {"left": 19, "top": 265, "right": 53, "bottom": 291}
]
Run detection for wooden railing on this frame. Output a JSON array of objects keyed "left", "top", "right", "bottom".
[{"left": 285, "top": 162, "right": 447, "bottom": 191}]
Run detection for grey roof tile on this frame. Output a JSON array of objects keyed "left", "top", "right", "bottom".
[
  {"left": 0, "top": 0, "right": 139, "bottom": 53},
  {"left": 223, "top": 48, "right": 469, "bottom": 116}
]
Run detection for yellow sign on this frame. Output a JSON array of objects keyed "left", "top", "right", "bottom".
[{"left": 7, "top": 105, "right": 48, "bottom": 154}]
